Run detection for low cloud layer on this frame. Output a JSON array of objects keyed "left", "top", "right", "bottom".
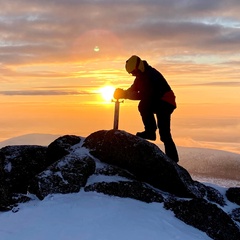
[{"left": 0, "top": 89, "right": 90, "bottom": 96}]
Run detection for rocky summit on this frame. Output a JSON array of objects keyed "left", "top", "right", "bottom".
[{"left": 0, "top": 130, "right": 240, "bottom": 240}]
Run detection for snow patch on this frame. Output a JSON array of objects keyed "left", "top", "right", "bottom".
[
  {"left": 4, "top": 162, "right": 12, "bottom": 172},
  {"left": 0, "top": 191, "right": 212, "bottom": 240}
]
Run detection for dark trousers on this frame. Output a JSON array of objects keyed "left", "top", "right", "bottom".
[{"left": 138, "top": 100, "right": 179, "bottom": 162}]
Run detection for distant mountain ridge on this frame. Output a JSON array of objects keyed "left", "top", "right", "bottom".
[{"left": 0, "top": 133, "right": 61, "bottom": 147}]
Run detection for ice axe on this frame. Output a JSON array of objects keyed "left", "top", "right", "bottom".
[{"left": 112, "top": 98, "right": 123, "bottom": 130}]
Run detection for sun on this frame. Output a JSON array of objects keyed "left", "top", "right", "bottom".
[{"left": 100, "top": 86, "right": 115, "bottom": 102}]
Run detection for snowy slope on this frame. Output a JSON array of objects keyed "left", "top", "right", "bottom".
[
  {"left": 0, "top": 191, "right": 213, "bottom": 240},
  {"left": 1, "top": 178, "right": 238, "bottom": 240}
]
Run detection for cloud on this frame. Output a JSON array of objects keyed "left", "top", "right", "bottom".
[
  {"left": 0, "top": 89, "right": 93, "bottom": 96},
  {"left": 176, "top": 81, "right": 240, "bottom": 87},
  {"left": 1, "top": 0, "right": 240, "bottom": 66},
  {"left": 203, "top": 81, "right": 240, "bottom": 86},
  {"left": 174, "top": 117, "right": 240, "bottom": 149},
  {"left": 0, "top": 0, "right": 240, "bottom": 94}
]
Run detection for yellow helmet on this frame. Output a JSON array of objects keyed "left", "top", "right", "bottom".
[{"left": 125, "top": 55, "right": 145, "bottom": 74}]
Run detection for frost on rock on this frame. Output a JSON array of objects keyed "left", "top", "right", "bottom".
[
  {"left": 0, "top": 145, "right": 48, "bottom": 193},
  {"left": 4, "top": 162, "right": 12, "bottom": 173},
  {"left": 28, "top": 153, "right": 95, "bottom": 200}
]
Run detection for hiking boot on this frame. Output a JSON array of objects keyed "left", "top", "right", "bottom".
[{"left": 136, "top": 131, "right": 156, "bottom": 141}]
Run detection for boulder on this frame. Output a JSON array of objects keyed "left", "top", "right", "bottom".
[
  {"left": 164, "top": 198, "right": 240, "bottom": 240},
  {"left": 0, "top": 145, "right": 48, "bottom": 193},
  {"left": 230, "top": 208, "right": 240, "bottom": 223},
  {"left": 28, "top": 153, "right": 95, "bottom": 200},
  {"left": 226, "top": 187, "right": 240, "bottom": 205},
  {"left": 46, "top": 135, "right": 82, "bottom": 162},
  {"left": 83, "top": 130, "right": 202, "bottom": 198},
  {"left": 194, "top": 181, "right": 226, "bottom": 206}
]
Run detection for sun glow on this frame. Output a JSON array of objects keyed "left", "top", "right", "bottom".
[{"left": 100, "top": 86, "right": 115, "bottom": 102}]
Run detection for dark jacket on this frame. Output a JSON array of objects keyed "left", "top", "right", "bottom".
[{"left": 125, "top": 61, "right": 176, "bottom": 108}]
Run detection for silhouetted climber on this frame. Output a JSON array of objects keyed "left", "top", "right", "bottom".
[{"left": 114, "top": 55, "right": 179, "bottom": 162}]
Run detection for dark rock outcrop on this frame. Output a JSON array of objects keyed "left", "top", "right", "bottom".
[
  {"left": 95, "top": 165, "right": 136, "bottom": 180},
  {"left": 226, "top": 187, "right": 240, "bottom": 205},
  {"left": 0, "top": 145, "right": 48, "bottom": 193},
  {"left": 0, "top": 135, "right": 83, "bottom": 205},
  {"left": 164, "top": 198, "right": 240, "bottom": 240},
  {"left": 85, "top": 181, "right": 164, "bottom": 203},
  {"left": 204, "top": 185, "right": 226, "bottom": 206},
  {"left": 0, "top": 164, "right": 11, "bottom": 210},
  {"left": 230, "top": 208, "right": 240, "bottom": 223},
  {"left": 83, "top": 129, "right": 202, "bottom": 198},
  {"left": 28, "top": 153, "right": 95, "bottom": 200},
  {"left": 46, "top": 135, "right": 82, "bottom": 162},
  {"left": 194, "top": 181, "right": 226, "bottom": 206}
]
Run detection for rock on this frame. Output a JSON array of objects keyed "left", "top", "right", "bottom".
[
  {"left": 0, "top": 145, "right": 48, "bottom": 193},
  {"left": 95, "top": 165, "right": 136, "bottom": 180},
  {"left": 194, "top": 181, "right": 226, "bottom": 206},
  {"left": 226, "top": 187, "right": 240, "bottom": 205},
  {"left": 85, "top": 160, "right": 163, "bottom": 203},
  {"left": 87, "top": 161, "right": 164, "bottom": 203},
  {"left": 204, "top": 185, "right": 226, "bottom": 206},
  {"left": 46, "top": 135, "right": 81, "bottom": 162},
  {"left": 83, "top": 129, "right": 202, "bottom": 198},
  {"left": 85, "top": 181, "right": 164, "bottom": 203},
  {"left": 12, "top": 193, "right": 32, "bottom": 204},
  {"left": 28, "top": 153, "right": 95, "bottom": 200},
  {"left": 0, "top": 164, "right": 11, "bottom": 210},
  {"left": 164, "top": 198, "right": 240, "bottom": 240},
  {"left": 230, "top": 208, "right": 240, "bottom": 223}
]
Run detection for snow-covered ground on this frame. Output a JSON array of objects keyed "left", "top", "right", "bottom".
[
  {"left": 0, "top": 190, "right": 214, "bottom": 240},
  {"left": 0, "top": 178, "right": 238, "bottom": 240}
]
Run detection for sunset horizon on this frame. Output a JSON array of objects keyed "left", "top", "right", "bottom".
[{"left": 0, "top": 0, "right": 239, "bottom": 154}]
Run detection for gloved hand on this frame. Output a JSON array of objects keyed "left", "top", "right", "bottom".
[{"left": 114, "top": 88, "right": 126, "bottom": 99}]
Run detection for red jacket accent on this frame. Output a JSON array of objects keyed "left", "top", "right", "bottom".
[{"left": 161, "top": 90, "right": 177, "bottom": 108}]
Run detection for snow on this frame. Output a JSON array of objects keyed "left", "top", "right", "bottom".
[
  {"left": 4, "top": 162, "right": 12, "bottom": 173},
  {"left": 0, "top": 191, "right": 212, "bottom": 240}
]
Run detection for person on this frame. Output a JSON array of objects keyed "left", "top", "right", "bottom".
[{"left": 114, "top": 55, "right": 179, "bottom": 162}]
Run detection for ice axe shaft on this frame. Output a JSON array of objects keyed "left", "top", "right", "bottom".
[{"left": 113, "top": 99, "right": 123, "bottom": 130}]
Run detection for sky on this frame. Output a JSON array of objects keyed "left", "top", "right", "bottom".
[{"left": 0, "top": 0, "right": 240, "bottom": 154}]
